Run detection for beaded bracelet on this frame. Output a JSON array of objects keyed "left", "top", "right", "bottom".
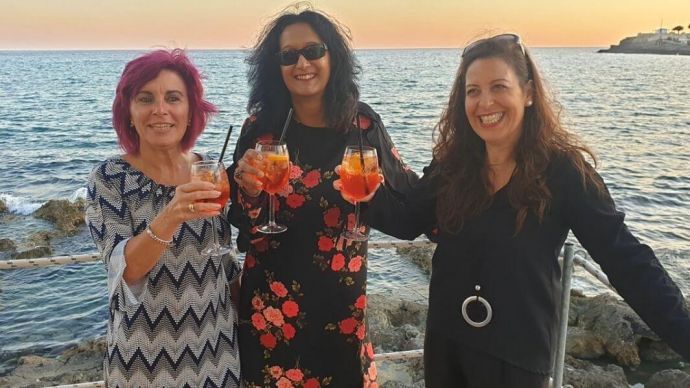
[{"left": 145, "top": 226, "right": 173, "bottom": 246}]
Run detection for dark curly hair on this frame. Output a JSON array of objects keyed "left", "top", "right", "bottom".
[
  {"left": 434, "top": 36, "right": 604, "bottom": 234},
  {"left": 246, "top": 6, "right": 360, "bottom": 132}
]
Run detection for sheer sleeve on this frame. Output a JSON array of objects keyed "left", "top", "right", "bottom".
[
  {"left": 85, "top": 162, "right": 147, "bottom": 313},
  {"left": 227, "top": 116, "right": 269, "bottom": 254},
  {"left": 562, "top": 159, "right": 690, "bottom": 360}
]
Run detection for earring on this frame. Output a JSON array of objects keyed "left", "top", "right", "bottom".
[
  {"left": 526, "top": 100, "right": 533, "bottom": 107},
  {"left": 129, "top": 120, "right": 135, "bottom": 128}
]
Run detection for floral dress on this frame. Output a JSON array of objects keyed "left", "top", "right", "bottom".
[{"left": 229, "top": 103, "right": 418, "bottom": 387}]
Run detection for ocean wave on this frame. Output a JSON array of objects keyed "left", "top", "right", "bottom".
[{"left": 0, "top": 193, "right": 43, "bottom": 215}]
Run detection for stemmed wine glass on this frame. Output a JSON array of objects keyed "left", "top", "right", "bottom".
[
  {"left": 340, "top": 145, "right": 380, "bottom": 241},
  {"left": 255, "top": 140, "right": 290, "bottom": 234},
  {"left": 191, "top": 160, "right": 232, "bottom": 256}
]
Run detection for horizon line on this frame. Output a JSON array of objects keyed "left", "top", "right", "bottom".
[{"left": 0, "top": 46, "right": 607, "bottom": 52}]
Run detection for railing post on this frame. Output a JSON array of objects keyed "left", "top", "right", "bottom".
[{"left": 553, "top": 243, "right": 575, "bottom": 388}]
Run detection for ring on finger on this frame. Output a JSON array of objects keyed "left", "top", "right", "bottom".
[{"left": 188, "top": 203, "right": 196, "bottom": 213}]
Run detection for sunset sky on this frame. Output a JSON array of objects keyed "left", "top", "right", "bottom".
[{"left": 2, "top": 0, "right": 689, "bottom": 50}]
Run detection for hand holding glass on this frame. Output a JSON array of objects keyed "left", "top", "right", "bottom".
[
  {"left": 255, "top": 140, "right": 290, "bottom": 234},
  {"left": 191, "top": 160, "right": 232, "bottom": 256},
  {"left": 340, "top": 146, "right": 380, "bottom": 241}
]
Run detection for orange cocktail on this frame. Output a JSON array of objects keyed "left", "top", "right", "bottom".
[
  {"left": 258, "top": 153, "right": 290, "bottom": 194},
  {"left": 341, "top": 152, "right": 380, "bottom": 201},
  {"left": 194, "top": 168, "right": 230, "bottom": 207}
]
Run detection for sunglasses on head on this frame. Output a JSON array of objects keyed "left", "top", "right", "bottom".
[
  {"left": 462, "top": 33, "right": 526, "bottom": 58},
  {"left": 277, "top": 43, "right": 329, "bottom": 66}
]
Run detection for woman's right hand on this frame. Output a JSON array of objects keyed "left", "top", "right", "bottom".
[
  {"left": 233, "top": 149, "right": 265, "bottom": 197},
  {"left": 162, "top": 181, "right": 222, "bottom": 225}
]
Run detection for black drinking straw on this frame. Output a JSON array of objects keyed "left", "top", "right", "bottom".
[
  {"left": 356, "top": 115, "right": 370, "bottom": 195},
  {"left": 218, "top": 125, "right": 234, "bottom": 162},
  {"left": 278, "top": 108, "right": 294, "bottom": 144}
]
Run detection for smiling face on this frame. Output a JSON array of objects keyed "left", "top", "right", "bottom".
[
  {"left": 129, "top": 69, "right": 190, "bottom": 153},
  {"left": 279, "top": 22, "right": 331, "bottom": 103},
  {"left": 464, "top": 57, "right": 533, "bottom": 151}
]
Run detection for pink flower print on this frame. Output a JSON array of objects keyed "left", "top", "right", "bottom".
[
  {"left": 276, "top": 377, "right": 294, "bottom": 388},
  {"left": 270, "top": 281, "right": 288, "bottom": 298},
  {"left": 289, "top": 165, "right": 304, "bottom": 179},
  {"left": 331, "top": 253, "right": 345, "bottom": 271},
  {"left": 285, "top": 368, "right": 304, "bottom": 382},
  {"left": 348, "top": 255, "right": 363, "bottom": 272},
  {"left": 263, "top": 306, "right": 285, "bottom": 327},
  {"left": 356, "top": 323, "right": 366, "bottom": 340},
  {"left": 391, "top": 147, "right": 401, "bottom": 161},
  {"left": 269, "top": 365, "right": 284, "bottom": 379},
  {"left": 366, "top": 342, "right": 375, "bottom": 359},
  {"left": 251, "top": 296, "right": 265, "bottom": 311},
  {"left": 352, "top": 115, "right": 372, "bottom": 130},
  {"left": 323, "top": 207, "right": 341, "bottom": 228},
  {"left": 302, "top": 170, "right": 321, "bottom": 188},
  {"left": 251, "top": 312, "right": 267, "bottom": 330}
]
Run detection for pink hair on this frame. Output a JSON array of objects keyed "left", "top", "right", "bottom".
[{"left": 112, "top": 49, "right": 218, "bottom": 154}]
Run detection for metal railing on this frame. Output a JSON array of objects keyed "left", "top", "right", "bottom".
[{"left": 1, "top": 240, "right": 613, "bottom": 388}]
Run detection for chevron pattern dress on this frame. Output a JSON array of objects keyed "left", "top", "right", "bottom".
[{"left": 86, "top": 156, "right": 241, "bottom": 387}]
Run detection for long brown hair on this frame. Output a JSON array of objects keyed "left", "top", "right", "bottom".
[{"left": 433, "top": 36, "right": 604, "bottom": 234}]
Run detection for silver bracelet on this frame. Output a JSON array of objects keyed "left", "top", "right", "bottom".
[{"left": 145, "top": 226, "right": 173, "bottom": 246}]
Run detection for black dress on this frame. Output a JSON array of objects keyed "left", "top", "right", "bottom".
[
  {"left": 367, "top": 154, "right": 690, "bottom": 375},
  {"left": 228, "top": 103, "right": 418, "bottom": 387}
]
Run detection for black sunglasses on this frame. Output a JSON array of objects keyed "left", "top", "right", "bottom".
[
  {"left": 277, "top": 43, "right": 328, "bottom": 66},
  {"left": 462, "top": 33, "right": 526, "bottom": 58}
]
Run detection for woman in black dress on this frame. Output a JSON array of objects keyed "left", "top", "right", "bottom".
[
  {"left": 228, "top": 7, "right": 417, "bottom": 387},
  {"left": 338, "top": 33, "right": 690, "bottom": 387}
]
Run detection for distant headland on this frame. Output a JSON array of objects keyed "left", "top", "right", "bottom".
[{"left": 599, "top": 27, "right": 690, "bottom": 55}]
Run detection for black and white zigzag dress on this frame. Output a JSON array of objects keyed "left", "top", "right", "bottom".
[{"left": 86, "top": 155, "right": 241, "bottom": 387}]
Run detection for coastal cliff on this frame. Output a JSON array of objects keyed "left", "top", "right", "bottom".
[{"left": 599, "top": 31, "right": 690, "bottom": 55}]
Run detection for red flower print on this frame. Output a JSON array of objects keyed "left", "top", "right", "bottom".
[
  {"left": 318, "top": 236, "right": 334, "bottom": 252},
  {"left": 302, "top": 170, "right": 321, "bottom": 188},
  {"left": 286, "top": 368, "right": 304, "bottom": 382},
  {"left": 251, "top": 312, "right": 267, "bottom": 330},
  {"left": 286, "top": 193, "right": 306, "bottom": 209},
  {"left": 270, "top": 281, "right": 288, "bottom": 298},
  {"left": 355, "top": 295, "right": 367, "bottom": 310},
  {"left": 263, "top": 306, "right": 285, "bottom": 327},
  {"left": 331, "top": 253, "right": 345, "bottom": 271},
  {"left": 281, "top": 300, "right": 299, "bottom": 318},
  {"left": 245, "top": 254, "right": 256, "bottom": 270},
  {"left": 251, "top": 296, "right": 265, "bottom": 311},
  {"left": 352, "top": 115, "right": 372, "bottom": 129},
  {"left": 339, "top": 317, "right": 359, "bottom": 334},
  {"left": 260, "top": 332, "right": 277, "bottom": 349},
  {"left": 323, "top": 207, "right": 341, "bottom": 228},
  {"left": 356, "top": 323, "right": 366, "bottom": 340},
  {"left": 276, "top": 377, "right": 294, "bottom": 388},
  {"left": 254, "top": 237, "right": 269, "bottom": 253},
  {"left": 348, "top": 255, "right": 363, "bottom": 272},
  {"left": 391, "top": 147, "right": 401, "bottom": 161},
  {"left": 289, "top": 165, "right": 303, "bottom": 179},
  {"left": 366, "top": 342, "right": 375, "bottom": 359},
  {"left": 304, "top": 378, "right": 321, "bottom": 388},
  {"left": 282, "top": 323, "right": 296, "bottom": 340},
  {"left": 269, "top": 365, "right": 283, "bottom": 379}
]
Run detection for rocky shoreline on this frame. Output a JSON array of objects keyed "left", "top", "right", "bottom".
[
  {"left": 599, "top": 36, "right": 690, "bottom": 56},
  {"left": 2, "top": 204, "right": 690, "bottom": 387}
]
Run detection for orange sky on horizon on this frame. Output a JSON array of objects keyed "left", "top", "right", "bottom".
[{"left": 1, "top": 0, "right": 689, "bottom": 50}]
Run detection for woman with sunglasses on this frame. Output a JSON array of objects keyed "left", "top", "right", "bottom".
[
  {"left": 339, "top": 33, "right": 690, "bottom": 387},
  {"left": 228, "top": 6, "right": 417, "bottom": 387}
]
